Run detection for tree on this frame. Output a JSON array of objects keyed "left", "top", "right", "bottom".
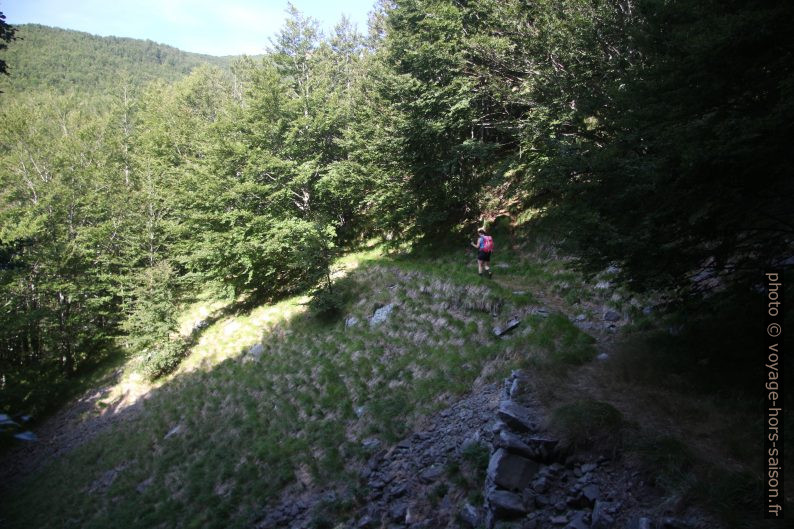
[{"left": 0, "top": 10, "right": 15, "bottom": 78}]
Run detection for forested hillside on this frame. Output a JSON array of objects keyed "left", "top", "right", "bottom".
[
  {"left": 1, "top": 1, "right": 793, "bottom": 526},
  {"left": 0, "top": 24, "right": 231, "bottom": 94}
]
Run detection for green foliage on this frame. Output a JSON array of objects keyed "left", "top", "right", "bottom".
[
  {"left": 309, "top": 286, "right": 345, "bottom": 322},
  {"left": 122, "top": 262, "right": 179, "bottom": 352},
  {"left": 0, "top": 9, "right": 16, "bottom": 78},
  {"left": 139, "top": 338, "right": 189, "bottom": 381}
]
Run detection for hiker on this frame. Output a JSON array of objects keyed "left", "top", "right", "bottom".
[{"left": 471, "top": 228, "right": 493, "bottom": 278}]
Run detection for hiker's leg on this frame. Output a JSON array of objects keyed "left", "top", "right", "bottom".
[{"left": 477, "top": 259, "right": 484, "bottom": 275}]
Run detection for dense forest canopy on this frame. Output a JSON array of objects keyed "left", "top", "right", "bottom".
[
  {"left": 1, "top": 0, "right": 792, "bottom": 414},
  {"left": 0, "top": 24, "right": 231, "bottom": 95}
]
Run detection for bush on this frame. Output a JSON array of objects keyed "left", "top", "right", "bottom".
[
  {"left": 309, "top": 286, "right": 344, "bottom": 322},
  {"left": 140, "top": 338, "right": 188, "bottom": 380}
]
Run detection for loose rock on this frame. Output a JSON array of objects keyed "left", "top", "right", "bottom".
[
  {"left": 488, "top": 489, "right": 528, "bottom": 518},
  {"left": 497, "top": 401, "right": 537, "bottom": 432},
  {"left": 370, "top": 304, "right": 395, "bottom": 326}
]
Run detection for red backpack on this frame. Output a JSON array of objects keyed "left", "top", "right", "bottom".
[{"left": 481, "top": 235, "right": 494, "bottom": 252}]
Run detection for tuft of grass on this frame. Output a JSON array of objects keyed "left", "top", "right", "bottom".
[
  {"left": 549, "top": 399, "right": 625, "bottom": 451},
  {"left": 629, "top": 435, "right": 695, "bottom": 493},
  {"left": 527, "top": 313, "right": 597, "bottom": 366}
]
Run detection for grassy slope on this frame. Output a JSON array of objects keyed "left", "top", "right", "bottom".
[
  {"left": 3, "top": 236, "right": 785, "bottom": 528},
  {"left": 0, "top": 245, "right": 596, "bottom": 528}
]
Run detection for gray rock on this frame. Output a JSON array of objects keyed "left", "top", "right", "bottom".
[
  {"left": 405, "top": 505, "right": 421, "bottom": 524},
  {"left": 388, "top": 501, "right": 407, "bottom": 522},
  {"left": 565, "top": 511, "right": 589, "bottom": 529},
  {"left": 575, "top": 314, "right": 586, "bottom": 321},
  {"left": 497, "top": 430, "right": 535, "bottom": 458},
  {"left": 493, "top": 318, "right": 521, "bottom": 337},
  {"left": 164, "top": 424, "right": 182, "bottom": 440},
  {"left": 580, "top": 462, "right": 597, "bottom": 473},
  {"left": 370, "top": 304, "right": 394, "bottom": 326},
  {"left": 534, "top": 494, "right": 551, "bottom": 507},
  {"left": 497, "top": 401, "right": 537, "bottom": 432},
  {"left": 603, "top": 310, "right": 621, "bottom": 322},
  {"left": 490, "top": 420, "right": 508, "bottom": 434},
  {"left": 418, "top": 465, "right": 444, "bottom": 483},
  {"left": 531, "top": 475, "right": 548, "bottom": 493},
  {"left": 345, "top": 315, "right": 360, "bottom": 328},
  {"left": 136, "top": 476, "right": 154, "bottom": 494},
  {"left": 387, "top": 482, "right": 408, "bottom": 499},
  {"left": 460, "top": 502, "right": 480, "bottom": 528},
  {"left": 642, "top": 306, "right": 654, "bottom": 315},
  {"left": 582, "top": 484, "right": 600, "bottom": 505},
  {"left": 629, "top": 517, "right": 653, "bottom": 529},
  {"left": 550, "top": 514, "right": 568, "bottom": 525},
  {"left": 595, "top": 280, "right": 611, "bottom": 290},
  {"left": 591, "top": 501, "right": 616, "bottom": 529},
  {"left": 362, "top": 437, "right": 381, "bottom": 451},
  {"left": 661, "top": 517, "right": 694, "bottom": 529},
  {"left": 1, "top": 418, "right": 19, "bottom": 429},
  {"left": 487, "top": 448, "right": 538, "bottom": 490},
  {"left": 14, "top": 431, "right": 37, "bottom": 441},
  {"left": 596, "top": 353, "right": 609, "bottom": 361},
  {"left": 357, "top": 515, "right": 377, "bottom": 528},
  {"left": 488, "top": 489, "right": 528, "bottom": 518},
  {"left": 509, "top": 378, "right": 522, "bottom": 398},
  {"left": 248, "top": 343, "right": 265, "bottom": 359}
]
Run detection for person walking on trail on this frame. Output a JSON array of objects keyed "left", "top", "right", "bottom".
[{"left": 471, "top": 228, "right": 493, "bottom": 278}]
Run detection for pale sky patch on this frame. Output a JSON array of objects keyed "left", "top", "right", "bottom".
[{"left": 3, "top": 0, "right": 374, "bottom": 56}]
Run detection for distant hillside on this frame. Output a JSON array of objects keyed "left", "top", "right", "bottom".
[{"left": 0, "top": 24, "right": 234, "bottom": 94}]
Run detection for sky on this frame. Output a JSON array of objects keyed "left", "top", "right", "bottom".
[{"left": 2, "top": 0, "right": 376, "bottom": 56}]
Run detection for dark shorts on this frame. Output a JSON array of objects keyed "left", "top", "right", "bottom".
[{"left": 478, "top": 250, "right": 491, "bottom": 262}]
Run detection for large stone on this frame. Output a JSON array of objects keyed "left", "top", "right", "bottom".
[
  {"left": 248, "top": 343, "right": 265, "bottom": 359},
  {"left": 591, "top": 501, "right": 616, "bottom": 529},
  {"left": 497, "top": 430, "right": 535, "bottom": 458},
  {"left": 565, "top": 511, "right": 589, "bottom": 529},
  {"left": 488, "top": 489, "right": 528, "bottom": 518},
  {"left": 487, "top": 448, "right": 538, "bottom": 490},
  {"left": 524, "top": 436, "right": 559, "bottom": 461},
  {"left": 388, "top": 501, "right": 407, "bottom": 522},
  {"left": 345, "top": 315, "right": 359, "bottom": 328},
  {"left": 460, "top": 502, "right": 480, "bottom": 528},
  {"left": 582, "top": 484, "right": 600, "bottom": 505},
  {"left": 497, "top": 401, "right": 537, "bottom": 432},
  {"left": 370, "top": 304, "right": 394, "bottom": 326},
  {"left": 418, "top": 465, "right": 444, "bottom": 483},
  {"left": 603, "top": 310, "right": 621, "bottom": 322},
  {"left": 14, "top": 431, "right": 37, "bottom": 441},
  {"left": 493, "top": 318, "right": 521, "bottom": 337}
]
